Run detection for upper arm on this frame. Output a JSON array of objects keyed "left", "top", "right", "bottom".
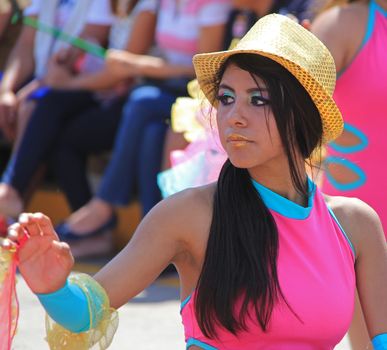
[
  {"left": 13, "top": 18, "right": 37, "bottom": 53},
  {"left": 93, "top": 190, "right": 203, "bottom": 309},
  {"left": 125, "top": 10, "right": 156, "bottom": 54},
  {"left": 197, "top": 24, "right": 227, "bottom": 53},
  {"left": 79, "top": 23, "right": 111, "bottom": 47},
  {"left": 311, "top": 7, "right": 350, "bottom": 73},
  {"left": 331, "top": 198, "right": 387, "bottom": 337},
  {"left": 197, "top": 2, "right": 231, "bottom": 53},
  {"left": 353, "top": 204, "right": 387, "bottom": 337}
]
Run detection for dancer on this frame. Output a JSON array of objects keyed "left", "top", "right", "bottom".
[
  {"left": 312, "top": 2, "right": 387, "bottom": 348},
  {"left": 3, "top": 14, "right": 387, "bottom": 350}
]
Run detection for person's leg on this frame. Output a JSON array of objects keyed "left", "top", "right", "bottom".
[
  {"left": 52, "top": 98, "right": 124, "bottom": 211},
  {"left": 97, "top": 85, "right": 178, "bottom": 206},
  {"left": 0, "top": 90, "right": 97, "bottom": 217},
  {"left": 138, "top": 122, "right": 168, "bottom": 216},
  {"left": 12, "top": 99, "right": 36, "bottom": 151}
]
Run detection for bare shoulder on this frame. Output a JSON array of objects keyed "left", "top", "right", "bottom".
[
  {"left": 312, "top": 1, "right": 368, "bottom": 31},
  {"left": 325, "top": 195, "right": 385, "bottom": 258},
  {"left": 144, "top": 183, "right": 216, "bottom": 242},
  {"left": 311, "top": 2, "right": 368, "bottom": 71}
]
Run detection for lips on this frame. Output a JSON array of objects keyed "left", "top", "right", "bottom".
[{"left": 226, "top": 134, "right": 253, "bottom": 143}]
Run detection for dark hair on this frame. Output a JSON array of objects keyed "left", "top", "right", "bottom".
[{"left": 194, "top": 54, "right": 323, "bottom": 338}]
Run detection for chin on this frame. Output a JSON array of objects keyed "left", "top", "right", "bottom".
[{"left": 228, "top": 156, "right": 262, "bottom": 169}]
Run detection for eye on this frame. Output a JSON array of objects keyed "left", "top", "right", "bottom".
[
  {"left": 216, "top": 93, "right": 234, "bottom": 106},
  {"left": 250, "top": 94, "right": 270, "bottom": 107}
]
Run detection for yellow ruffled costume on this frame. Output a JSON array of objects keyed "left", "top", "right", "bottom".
[{"left": 45, "top": 273, "right": 118, "bottom": 350}]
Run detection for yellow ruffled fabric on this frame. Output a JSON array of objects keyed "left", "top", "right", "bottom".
[
  {"left": 45, "top": 273, "right": 118, "bottom": 350},
  {"left": 171, "top": 79, "right": 211, "bottom": 143}
]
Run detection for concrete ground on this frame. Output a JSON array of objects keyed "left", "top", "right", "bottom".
[{"left": 12, "top": 260, "right": 352, "bottom": 350}]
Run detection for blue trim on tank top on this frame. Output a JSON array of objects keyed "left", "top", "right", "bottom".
[
  {"left": 251, "top": 178, "right": 315, "bottom": 219},
  {"left": 337, "top": 0, "right": 384, "bottom": 78},
  {"left": 186, "top": 338, "right": 219, "bottom": 350},
  {"left": 180, "top": 294, "right": 192, "bottom": 313},
  {"left": 327, "top": 206, "right": 356, "bottom": 260}
]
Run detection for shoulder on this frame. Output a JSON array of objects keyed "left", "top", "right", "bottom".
[
  {"left": 312, "top": 1, "right": 368, "bottom": 31},
  {"left": 311, "top": 2, "right": 368, "bottom": 71},
  {"left": 144, "top": 183, "right": 216, "bottom": 242},
  {"left": 325, "top": 195, "right": 385, "bottom": 258}
]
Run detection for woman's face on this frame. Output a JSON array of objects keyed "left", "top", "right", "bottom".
[{"left": 216, "top": 63, "right": 286, "bottom": 172}]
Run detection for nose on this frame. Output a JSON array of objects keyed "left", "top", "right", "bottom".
[{"left": 225, "top": 101, "right": 247, "bottom": 128}]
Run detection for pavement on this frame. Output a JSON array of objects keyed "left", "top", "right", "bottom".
[{"left": 11, "top": 259, "right": 352, "bottom": 350}]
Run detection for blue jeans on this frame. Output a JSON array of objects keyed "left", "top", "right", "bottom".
[
  {"left": 2, "top": 90, "right": 99, "bottom": 200},
  {"left": 1, "top": 89, "right": 124, "bottom": 211},
  {"left": 97, "top": 84, "right": 180, "bottom": 216}
]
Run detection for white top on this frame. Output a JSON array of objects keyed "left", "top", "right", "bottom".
[
  {"left": 156, "top": 0, "right": 231, "bottom": 66},
  {"left": 24, "top": 0, "right": 114, "bottom": 27},
  {"left": 109, "top": 0, "right": 158, "bottom": 50}
]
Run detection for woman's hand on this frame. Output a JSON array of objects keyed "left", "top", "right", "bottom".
[
  {"left": 43, "top": 59, "right": 74, "bottom": 89},
  {"left": 6, "top": 213, "right": 74, "bottom": 294}
]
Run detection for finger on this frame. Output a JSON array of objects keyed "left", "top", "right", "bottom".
[
  {"left": 18, "top": 213, "right": 42, "bottom": 237},
  {"left": 7, "top": 222, "right": 29, "bottom": 247},
  {"left": 301, "top": 19, "right": 311, "bottom": 31},
  {"left": 31, "top": 212, "right": 59, "bottom": 240},
  {"left": 0, "top": 237, "right": 18, "bottom": 252}
]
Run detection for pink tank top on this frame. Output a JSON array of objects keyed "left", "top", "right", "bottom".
[
  {"left": 322, "top": 0, "right": 387, "bottom": 235},
  {"left": 181, "top": 180, "right": 355, "bottom": 349}
]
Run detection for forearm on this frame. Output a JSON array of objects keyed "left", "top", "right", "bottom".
[
  {"left": 0, "top": 48, "right": 35, "bottom": 93},
  {"left": 37, "top": 279, "right": 92, "bottom": 333},
  {"left": 0, "top": 12, "right": 11, "bottom": 39},
  {"left": 36, "top": 273, "right": 112, "bottom": 333},
  {"left": 66, "top": 70, "right": 124, "bottom": 91},
  {"left": 135, "top": 56, "right": 194, "bottom": 79}
]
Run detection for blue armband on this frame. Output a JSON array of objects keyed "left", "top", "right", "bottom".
[
  {"left": 36, "top": 278, "right": 103, "bottom": 333},
  {"left": 373, "top": 334, "right": 387, "bottom": 350}
]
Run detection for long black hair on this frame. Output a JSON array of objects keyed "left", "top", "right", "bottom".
[{"left": 194, "top": 54, "right": 323, "bottom": 338}]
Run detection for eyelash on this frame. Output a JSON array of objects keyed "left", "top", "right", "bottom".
[{"left": 216, "top": 94, "right": 270, "bottom": 107}]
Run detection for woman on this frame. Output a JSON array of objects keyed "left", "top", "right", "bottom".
[
  {"left": 312, "top": 1, "right": 387, "bottom": 348},
  {"left": 3, "top": 15, "right": 387, "bottom": 349}
]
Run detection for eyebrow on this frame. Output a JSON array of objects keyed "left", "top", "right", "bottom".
[{"left": 218, "top": 83, "right": 268, "bottom": 93}]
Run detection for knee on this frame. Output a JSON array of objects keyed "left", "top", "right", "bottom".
[
  {"left": 122, "top": 86, "right": 162, "bottom": 118},
  {"left": 17, "top": 100, "right": 36, "bottom": 126}
]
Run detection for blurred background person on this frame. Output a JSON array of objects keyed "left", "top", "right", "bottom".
[
  {"left": 0, "top": 1, "right": 28, "bottom": 70},
  {"left": 0, "top": 0, "right": 114, "bottom": 218},
  {"left": 0, "top": 0, "right": 155, "bottom": 237},
  {"left": 0, "top": 0, "right": 113, "bottom": 146},
  {"left": 51, "top": 0, "right": 232, "bottom": 258},
  {"left": 312, "top": 0, "right": 387, "bottom": 348}
]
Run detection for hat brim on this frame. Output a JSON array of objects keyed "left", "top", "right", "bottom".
[{"left": 193, "top": 49, "right": 343, "bottom": 143}]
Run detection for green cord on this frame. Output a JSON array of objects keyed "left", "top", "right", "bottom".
[
  {"left": 11, "top": 13, "right": 19, "bottom": 24},
  {"left": 23, "top": 17, "right": 107, "bottom": 59}
]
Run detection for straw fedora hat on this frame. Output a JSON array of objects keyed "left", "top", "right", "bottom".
[{"left": 193, "top": 14, "right": 343, "bottom": 143}]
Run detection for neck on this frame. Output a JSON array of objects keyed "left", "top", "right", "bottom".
[{"left": 248, "top": 157, "right": 308, "bottom": 206}]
